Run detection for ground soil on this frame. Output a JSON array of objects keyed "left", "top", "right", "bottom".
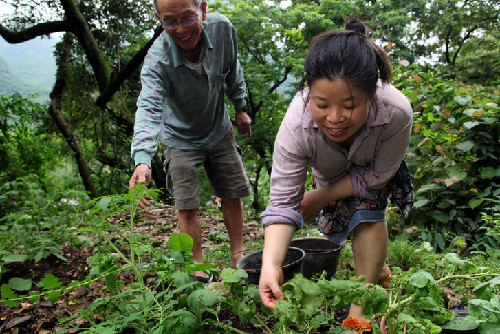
[
  {"left": 0, "top": 204, "right": 460, "bottom": 333},
  {"left": 0, "top": 204, "right": 273, "bottom": 334}
]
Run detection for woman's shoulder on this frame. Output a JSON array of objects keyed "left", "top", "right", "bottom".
[
  {"left": 376, "top": 83, "right": 412, "bottom": 118},
  {"left": 283, "top": 89, "right": 315, "bottom": 129},
  {"left": 372, "top": 83, "right": 413, "bottom": 128}
]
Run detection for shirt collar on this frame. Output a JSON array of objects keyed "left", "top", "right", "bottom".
[{"left": 171, "top": 27, "right": 213, "bottom": 68}]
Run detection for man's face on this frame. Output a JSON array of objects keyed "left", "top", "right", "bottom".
[{"left": 155, "top": 0, "right": 207, "bottom": 51}]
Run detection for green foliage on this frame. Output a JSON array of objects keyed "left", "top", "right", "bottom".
[
  {"left": 0, "top": 183, "right": 499, "bottom": 333},
  {"left": 1, "top": 273, "right": 65, "bottom": 308},
  {"left": 387, "top": 236, "right": 437, "bottom": 271},
  {"left": 478, "top": 196, "right": 500, "bottom": 253},
  {"left": 384, "top": 251, "right": 499, "bottom": 333},
  {"left": 0, "top": 94, "right": 58, "bottom": 185},
  {"left": 393, "top": 63, "right": 500, "bottom": 253},
  {"left": 57, "top": 186, "right": 236, "bottom": 333},
  {"left": 0, "top": 174, "right": 92, "bottom": 261},
  {"left": 220, "top": 268, "right": 262, "bottom": 325},
  {"left": 454, "top": 30, "right": 500, "bottom": 86},
  {"left": 275, "top": 274, "right": 389, "bottom": 332}
]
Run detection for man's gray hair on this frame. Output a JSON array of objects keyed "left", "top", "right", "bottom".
[{"left": 152, "top": 0, "right": 203, "bottom": 14}]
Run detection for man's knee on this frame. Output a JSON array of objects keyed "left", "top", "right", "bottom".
[
  {"left": 221, "top": 198, "right": 241, "bottom": 207},
  {"left": 178, "top": 208, "right": 198, "bottom": 221}
]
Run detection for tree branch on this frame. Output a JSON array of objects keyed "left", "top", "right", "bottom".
[
  {"left": 49, "top": 32, "right": 98, "bottom": 197},
  {"left": 95, "top": 26, "right": 164, "bottom": 107},
  {"left": 0, "top": 21, "right": 69, "bottom": 43},
  {"left": 268, "top": 66, "right": 291, "bottom": 95},
  {"left": 241, "top": 38, "right": 266, "bottom": 65},
  {"left": 452, "top": 25, "right": 478, "bottom": 65},
  {"left": 60, "top": 0, "right": 110, "bottom": 91},
  {"left": 445, "top": 31, "right": 451, "bottom": 64}
]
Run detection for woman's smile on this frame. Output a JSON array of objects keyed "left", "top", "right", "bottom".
[{"left": 310, "top": 79, "right": 372, "bottom": 144}]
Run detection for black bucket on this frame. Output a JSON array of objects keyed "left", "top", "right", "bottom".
[
  {"left": 236, "top": 247, "right": 305, "bottom": 285},
  {"left": 290, "top": 237, "right": 343, "bottom": 279}
]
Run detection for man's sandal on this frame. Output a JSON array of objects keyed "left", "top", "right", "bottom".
[
  {"left": 341, "top": 316, "right": 372, "bottom": 333},
  {"left": 192, "top": 273, "right": 214, "bottom": 284}
]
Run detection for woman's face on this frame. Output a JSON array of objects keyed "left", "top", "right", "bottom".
[{"left": 309, "top": 79, "right": 372, "bottom": 145}]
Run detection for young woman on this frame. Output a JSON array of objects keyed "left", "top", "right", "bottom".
[{"left": 258, "top": 20, "right": 413, "bottom": 332}]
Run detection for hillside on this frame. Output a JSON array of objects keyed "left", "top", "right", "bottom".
[
  {"left": 0, "top": 56, "right": 41, "bottom": 96},
  {"left": 0, "top": 37, "right": 57, "bottom": 99}
]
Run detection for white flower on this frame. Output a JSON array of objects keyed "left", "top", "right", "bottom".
[{"left": 400, "top": 59, "right": 410, "bottom": 67}]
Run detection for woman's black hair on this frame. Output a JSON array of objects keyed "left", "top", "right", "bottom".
[
  {"left": 304, "top": 19, "right": 392, "bottom": 97},
  {"left": 344, "top": 18, "right": 367, "bottom": 34}
]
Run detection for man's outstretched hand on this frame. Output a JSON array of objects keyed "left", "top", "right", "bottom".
[{"left": 129, "top": 163, "right": 153, "bottom": 209}]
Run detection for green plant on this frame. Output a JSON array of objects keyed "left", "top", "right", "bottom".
[
  {"left": 274, "top": 274, "right": 389, "bottom": 333},
  {"left": 465, "top": 276, "right": 500, "bottom": 333},
  {"left": 387, "top": 235, "right": 437, "bottom": 271},
  {"left": 0, "top": 94, "right": 57, "bottom": 186},
  {"left": 477, "top": 196, "right": 500, "bottom": 255},
  {"left": 58, "top": 185, "right": 267, "bottom": 333},
  {"left": 382, "top": 251, "right": 499, "bottom": 334},
  {"left": 0, "top": 175, "right": 92, "bottom": 263},
  {"left": 393, "top": 64, "right": 500, "bottom": 253}
]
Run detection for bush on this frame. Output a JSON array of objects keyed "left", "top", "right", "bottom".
[{"left": 393, "top": 64, "right": 500, "bottom": 253}]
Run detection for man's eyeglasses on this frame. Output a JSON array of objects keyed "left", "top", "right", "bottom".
[{"left": 161, "top": 15, "right": 199, "bottom": 30}]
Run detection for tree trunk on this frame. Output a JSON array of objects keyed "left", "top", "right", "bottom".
[
  {"left": 49, "top": 33, "right": 98, "bottom": 197},
  {"left": 252, "top": 164, "right": 262, "bottom": 211}
]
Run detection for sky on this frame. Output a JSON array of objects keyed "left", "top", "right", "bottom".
[{"left": 0, "top": 2, "right": 12, "bottom": 16}]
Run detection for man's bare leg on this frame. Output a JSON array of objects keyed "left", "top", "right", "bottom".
[
  {"left": 177, "top": 208, "right": 208, "bottom": 278},
  {"left": 221, "top": 198, "right": 244, "bottom": 268}
]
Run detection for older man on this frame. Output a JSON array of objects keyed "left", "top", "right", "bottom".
[{"left": 129, "top": 0, "right": 252, "bottom": 280}]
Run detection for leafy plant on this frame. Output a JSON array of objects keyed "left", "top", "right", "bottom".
[
  {"left": 57, "top": 185, "right": 264, "bottom": 333},
  {"left": 393, "top": 64, "right": 500, "bottom": 253},
  {"left": 275, "top": 274, "right": 388, "bottom": 333},
  {"left": 0, "top": 174, "right": 91, "bottom": 263}
]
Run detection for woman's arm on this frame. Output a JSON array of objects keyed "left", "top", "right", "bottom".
[
  {"left": 300, "top": 174, "right": 354, "bottom": 221},
  {"left": 259, "top": 223, "right": 296, "bottom": 309}
]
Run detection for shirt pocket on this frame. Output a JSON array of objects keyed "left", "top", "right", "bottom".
[{"left": 216, "top": 65, "right": 230, "bottom": 83}]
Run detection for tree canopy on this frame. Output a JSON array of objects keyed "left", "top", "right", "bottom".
[{"left": 0, "top": 0, "right": 499, "bottom": 251}]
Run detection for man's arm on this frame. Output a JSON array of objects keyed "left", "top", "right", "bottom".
[{"left": 224, "top": 21, "right": 251, "bottom": 137}]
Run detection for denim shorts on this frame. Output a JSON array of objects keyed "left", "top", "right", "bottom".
[
  {"left": 163, "top": 129, "right": 252, "bottom": 210},
  {"left": 318, "top": 161, "right": 414, "bottom": 244}
]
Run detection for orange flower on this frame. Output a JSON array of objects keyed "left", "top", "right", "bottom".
[{"left": 341, "top": 316, "right": 372, "bottom": 333}]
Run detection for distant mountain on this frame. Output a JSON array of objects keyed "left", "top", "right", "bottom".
[
  {"left": 0, "top": 37, "right": 58, "bottom": 100},
  {"left": 0, "top": 56, "right": 42, "bottom": 96}
]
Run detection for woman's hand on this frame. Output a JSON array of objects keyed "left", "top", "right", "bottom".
[
  {"left": 259, "top": 223, "right": 295, "bottom": 308},
  {"left": 301, "top": 188, "right": 329, "bottom": 221},
  {"left": 259, "top": 264, "right": 284, "bottom": 309}
]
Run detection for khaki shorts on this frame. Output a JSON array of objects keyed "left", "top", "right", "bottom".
[{"left": 163, "top": 129, "right": 252, "bottom": 210}]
